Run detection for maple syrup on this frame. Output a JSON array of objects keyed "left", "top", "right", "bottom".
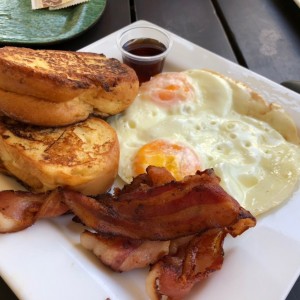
[{"left": 122, "top": 38, "right": 168, "bottom": 83}]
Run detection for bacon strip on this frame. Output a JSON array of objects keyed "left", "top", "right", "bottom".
[
  {"left": 63, "top": 168, "right": 256, "bottom": 240},
  {"left": 0, "top": 189, "right": 68, "bottom": 233},
  {"left": 81, "top": 230, "right": 170, "bottom": 272},
  {"left": 114, "top": 165, "right": 175, "bottom": 196},
  {"left": 0, "top": 166, "right": 256, "bottom": 300},
  {"left": 146, "top": 228, "right": 226, "bottom": 300}
]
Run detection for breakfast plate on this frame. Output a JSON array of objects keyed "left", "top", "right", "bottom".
[
  {"left": 0, "top": 20, "right": 300, "bottom": 300},
  {"left": 0, "top": 0, "right": 106, "bottom": 45}
]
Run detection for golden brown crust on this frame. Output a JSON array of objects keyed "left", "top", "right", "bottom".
[
  {"left": 0, "top": 47, "right": 139, "bottom": 117},
  {"left": 0, "top": 88, "right": 93, "bottom": 127},
  {"left": 0, "top": 117, "right": 120, "bottom": 195},
  {"left": 0, "top": 47, "right": 93, "bottom": 102},
  {"left": 81, "top": 78, "right": 140, "bottom": 116}
]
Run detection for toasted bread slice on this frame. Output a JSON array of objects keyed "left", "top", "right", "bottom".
[
  {"left": 0, "top": 88, "right": 93, "bottom": 127},
  {"left": 0, "top": 116, "right": 119, "bottom": 195},
  {"left": 0, "top": 46, "right": 139, "bottom": 115}
]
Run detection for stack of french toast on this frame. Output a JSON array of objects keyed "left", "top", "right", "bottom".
[{"left": 0, "top": 46, "right": 139, "bottom": 195}]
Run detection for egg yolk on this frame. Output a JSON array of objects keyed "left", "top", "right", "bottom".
[
  {"left": 133, "top": 140, "right": 201, "bottom": 180},
  {"left": 140, "top": 72, "right": 195, "bottom": 104}
]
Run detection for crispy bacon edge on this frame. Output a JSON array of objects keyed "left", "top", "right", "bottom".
[
  {"left": 0, "top": 189, "right": 68, "bottom": 233},
  {"left": 75, "top": 167, "right": 256, "bottom": 299},
  {"left": 0, "top": 166, "right": 256, "bottom": 300},
  {"left": 146, "top": 228, "right": 227, "bottom": 300},
  {"left": 62, "top": 167, "right": 256, "bottom": 240}
]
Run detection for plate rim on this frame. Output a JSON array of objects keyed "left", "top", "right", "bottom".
[{"left": 0, "top": 19, "right": 300, "bottom": 300}]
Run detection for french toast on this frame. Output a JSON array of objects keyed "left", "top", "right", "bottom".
[
  {"left": 0, "top": 47, "right": 139, "bottom": 125},
  {"left": 0, "top": 88, "right": 93, "bottom": 127},
  {"left": 0, "top": 116, "right": 119, "bottom": 195}
]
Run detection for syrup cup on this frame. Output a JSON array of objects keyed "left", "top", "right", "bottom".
[{"left": 117, "top": 25, "right": 172, "bottom": 83}]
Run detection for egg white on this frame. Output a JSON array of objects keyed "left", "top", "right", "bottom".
[{"left": 108, "top": 70, "right": 300, "bottom": 216}]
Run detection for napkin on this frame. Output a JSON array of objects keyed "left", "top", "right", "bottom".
[{"left": 31, "top": 0, "right": 89, "bottom": 10}]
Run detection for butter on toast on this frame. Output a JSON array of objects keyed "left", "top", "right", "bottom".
[
  {"left": 0, "top": 116, "right": 119, "bottom": 195},
  {"left": 0, "top": 47, "right": 139, "bottom": 120}
]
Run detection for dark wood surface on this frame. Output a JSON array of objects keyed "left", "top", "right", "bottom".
[
  {"left": 133, "top": 0, "right": 237, "bottom": 63},
  {"left": 46, "top": 0, "right": 132, "bottom": 50},
  {"left": 215, "top": 0, "right": 300, "bottom": 84},
  {"left": 0, "top": 0, "right": 299, "bottom": 299}
]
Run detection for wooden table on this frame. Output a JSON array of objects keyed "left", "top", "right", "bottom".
[{"left": 1, "top": 0, "right": 299, "bottom": 299}]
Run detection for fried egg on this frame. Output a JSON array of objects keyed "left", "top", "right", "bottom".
[{"left": 108, "top": 69, "right": 300, "bottom": 216}]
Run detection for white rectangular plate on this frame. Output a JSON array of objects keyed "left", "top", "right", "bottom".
[{"left": 1, "top": 20, "right": 300, "bottom": 300}]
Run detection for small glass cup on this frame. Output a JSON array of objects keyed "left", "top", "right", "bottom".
[{"left": 117, "top": 25, "right": 172, "bottom": 84}]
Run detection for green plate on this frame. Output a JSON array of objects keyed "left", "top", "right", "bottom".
[{"left": 0, "top": 0, "right": 106, "bottom": 45}]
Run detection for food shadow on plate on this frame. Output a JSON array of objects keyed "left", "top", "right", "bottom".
[
  {"left": 49, "top": 214, "right": 149, "bottom": 299},
  {"left": 73, "top": 241, "right": 149, "bottom": 299}
]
